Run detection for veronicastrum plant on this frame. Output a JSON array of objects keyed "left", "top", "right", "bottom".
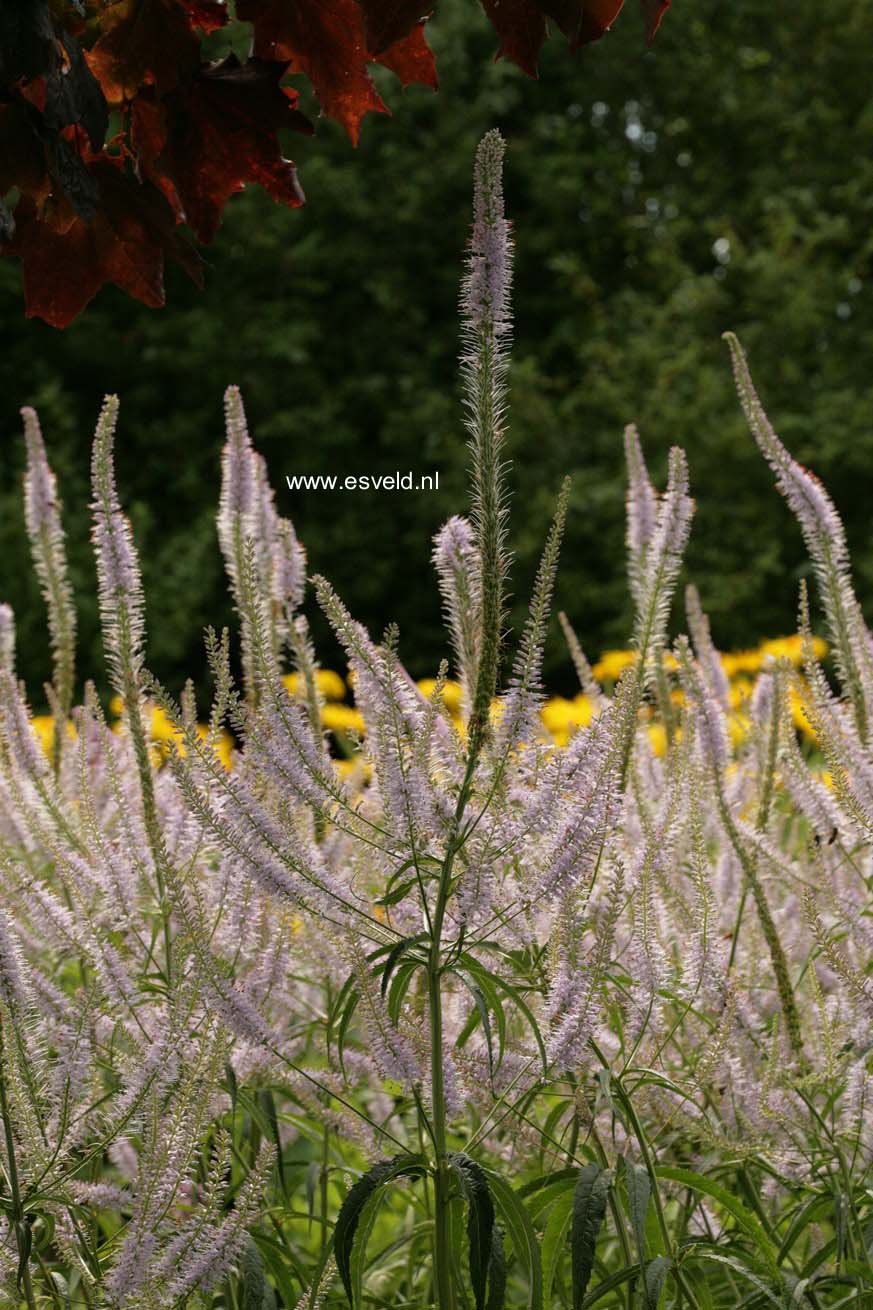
[{"left": 1, "top": 131, "right": 872, "bottom": 1310}]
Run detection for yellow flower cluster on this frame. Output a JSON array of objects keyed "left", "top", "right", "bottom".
[
  {"left": 27, "top": 634, "right": 830, "bottom": 772},
  {"left": 30, "top": 704, "right": 235, "bottom": 770}
]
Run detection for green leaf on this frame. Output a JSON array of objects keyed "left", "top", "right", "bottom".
[
  {"left": 687, "top": 1250, "right": 784, "bottom": 1307},
  {"left": 334, "top": 1154, "right": 427, "bottom": 1308},
  {"left": 257, "top": 1088, "right": 287, "bottom": 1199},
  {"left": 455, "top": 971, "right": 497, "bottom": 1081},
  {"left": 517, "top": 1167, "right": 579, "bottom": 1200},
  {"left": 449, "top": 1153, "right": 495, "bottom": 1310},
  {"left": 485, "top": 1168, "right": 543, "bottom": 1310},
  {"left": 305, "top": 1159, "right": 320, "bottom": 1223},
  {"left": 240, "top": 1236, "right": 277, "bottom": 1310},
  {"left": 49, "top": 1272, "right": 71, "bottom": 1310},
  {"left": 644, "top": 1256, "right": 671, "bottom": 1309},
  {"left": 487, "top": 1226, "right": 507, "bottom": 1310},
  {"left": 349, "top": 1186, "right": 390, "bottom": 1309},
  {"left": 379, "top": 933, "right": 426, "bottom": 997},
  {"left": 625, "top": 1160, "right": 650, "bottom": 1270},
  {"left": 571, "top": 1164, "right": 611, "bottom": 1310},
  {"left": 16, "top": 1221, "right": 32, "bottom": 1291},
  {"left": 386, "top": 959, "right": 418, "bottom": 1025},
  {"left": 655, "top": 1167, "right": 777, "bottom": 1270},
  {"left": 336, "top": 986, "right": 360, "bottom": 1079},
  {"left": 225, "top": 1060, "right": 238, "bottom": 1115},
  {"left": 540, "top": 1188, "right": 574, "bottom": 1305}
]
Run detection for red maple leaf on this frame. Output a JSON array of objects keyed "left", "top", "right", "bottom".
[
  {"left": 0, "top": 101, "right": 51, "bottom": 203},
  {"left": 640, "top": 0, "right": 670, "bottom": 44},
  {"left": 132, "top": 56, "right": 312, "bottom": 243},
  {"left": 4, "top": 154, "right": 202, "bottom": 327},
  {"left": 237, "top": 0, "right": 436, "bottom": 144},
  {"left": 1, "top": 0, "right": 670, "bottom": 326},
  {"left": 483, "top": 0, "right": 625, "bottom": 76},
  {"left": 480, "top": 0, "right": 547, "bottom": 77},
  {"left": 87, "top": 0, "right": 226, "bottom": 104},
  {"left": 375, "top": 20, "right": 438, "bottom": 89},
  {"left": 356, "top": 0, "right": 432, "bottom": 55}
]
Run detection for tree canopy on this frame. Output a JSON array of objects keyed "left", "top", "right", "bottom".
[
  {"left": 1, "top": 0, "right": 872, "bottom": 704},
  {"left": 0, "top": 0, "right": 667, "bottom": 326}
]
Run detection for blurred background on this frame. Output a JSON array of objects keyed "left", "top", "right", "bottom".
[{"left": 2, "top": 0, "right": 872, "bottom": 705}]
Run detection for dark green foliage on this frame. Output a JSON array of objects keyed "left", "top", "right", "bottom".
[
  {"left": 2, "top": 0, "right": 872, "bottom": 703},
  {"left": 571, "top": 1163, "right": 611, "bottom": 1307},
  {"left": 449, "top": 1153, "right": 495, "bottom": 1310},
  {"left": 240, "top": 1238, "right": 277, "bottom": 1310},
  {"left": 333, "top": 1154, "right": 427, "bottom": 1306}
]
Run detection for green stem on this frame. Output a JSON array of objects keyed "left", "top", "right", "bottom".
[
  {"left": 0, "top": 1028, "right": 38, "bottom": 1310},
  {"left": 426, "top": 748, "right": 481, "bottom": 1310}
]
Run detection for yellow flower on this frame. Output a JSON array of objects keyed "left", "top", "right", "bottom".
[
  {"left": 727, "top": 711, "right": 751, "bottom": 749},
  {"left": 789, "top": 685, "right": 818, "bottom": 743},
  {"left": 647, "top": 723, "right": 668, "bottom": 758},
  {"left": 148, "top": 706, "right": 179, "bottom": 742},
  {"left": 759, "top": 634, "right": 827, "bottom": 665},
  {"left": 195, "top": 725, "right": 234, "bottom": 770},
  {"left": 30, "top": 715, "right": 77, "bottom": 756},
  {"left": 721, "top": 649, "right": 762, "bottom": 678},
  {"left": 417, "top": 678, "right": 463, "bottom": 714},
  {"left": 144, "top": 708, "right": 235, "bottom": 770},
  {"left": 334, "top": 757, "right": 372, "bottom": 782},
  {"left": 541, "top": 695, "right": 593, "bottom": 743},
  {"left": 592, "top": 649, "right": 636, "bottom": 683},
  {"left": 322, "top": 703, "right": 366, "bottom": 735},
  {"left": 729, "top": 678, "right": 754, "bottom": 710},
  {"left": 283, "top": 669, "right": 346, "bottom": 701}
]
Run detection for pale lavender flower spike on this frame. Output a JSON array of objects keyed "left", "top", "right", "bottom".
[
  {"left": 462, "top": 128, "right": 513, "bottom": 340},
  {"left": 624, "top": 422, "right": 658, "bottom": 605},
  {"left": 23, "top": 406, "right": 76, "bottom": 715},
  {"left": 725, "top": 331, "right": 873, "bottom": 732},
  {"left": 91, "top": 395, "right": 146, "bottom": 689},
  {"left": 0, "top": 603, "right": 14, "bottom": 675}
]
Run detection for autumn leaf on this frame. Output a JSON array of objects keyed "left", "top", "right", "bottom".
[
  {"left": 132, "top": 55, "right": 311, "bottom": 243},
  {"left": 4, "top": 154, "right": 202, "bottom": 327},
  {"left": 86, "top": 0, "right": 226, "bottom": 103},
  {"left": 357, "top": 0, "right": 432, "bottom": 55},
  {"left": 238, "top": 0, "right": 436, "bottom": 143},
  {"left": 640, "top": 0, "right": 671, "bottom": 44},
  {"left": 375, "top": 21, "right": 438, "bottom": 90},
  {"left": 1, "top": 0, "right": 669, "bottom": 324},
  {"left": 483, "top": 0, "right": 626, "bottom": 75},
  {"left": 237, "top": 0, "right": 387, "bottom": 143},
  {"left": 479, "top": 0, "right": 547, "bottom": 78}
]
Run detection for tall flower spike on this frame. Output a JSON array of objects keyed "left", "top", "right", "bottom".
[
  {"left": 685, "top": 583, "right": 730, "bottom": 709},
  {"left": 633, "top": 444, "right": 694, "bottom": 677},
  {"left": 0, "top": 604, "right": 14, "bottom": 676},
  {"left": 624, "top": 423, "right": 658, "bottom": 607},
  {"left": 432, "top": 516, "right": 481, "bottom": 716},
  {"left": 724, "top": 332, "right": 872, "bottom": 739},
  {"left": 91, "top": 396, "right": 146, "bottom": 695},
  {"left": 22, "top": 407, "right": 76, "bottom": 718},
  {"left": 461, "top": 129, "right": 513, "bottom": 752}
]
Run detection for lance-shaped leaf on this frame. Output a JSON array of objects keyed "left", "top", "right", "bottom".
[
  {"left": 571, "top": 1163, "right": 611, "bottom": 1308},
  {"left": 334, "top": 1154, "right": 427, "bottom": 1307},
  {"left": 450, "top": 1153, "right": 495, "bottom": 1310}
]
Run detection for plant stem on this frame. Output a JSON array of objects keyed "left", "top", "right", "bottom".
[
  {"left": 426, "top": 751, "right": 479, "bottom": 1309},
  {"left": 428, "top": 965, "right": 456, "bottom": 1310},
  {"left": 0, "top": 1028, "right": 38, "bottom": 1310}
]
